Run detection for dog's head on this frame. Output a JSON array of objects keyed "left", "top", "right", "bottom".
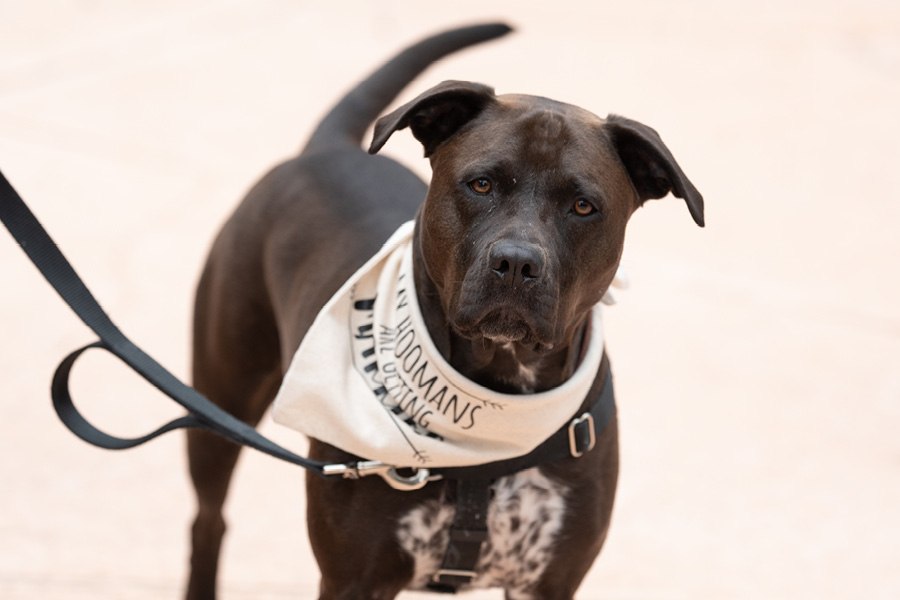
[{"left": 370, "top": 81, "right": 703, "bottom": 353}]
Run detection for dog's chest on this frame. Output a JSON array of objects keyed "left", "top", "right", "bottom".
[{"left": 396, "top": 468, "right": 568, "bottom": 593}]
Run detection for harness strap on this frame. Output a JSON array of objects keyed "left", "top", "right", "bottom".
[
  {"left": 427, "top": 478, "right": 492, "bottom": 593},
  {"left": 431, "top": 364, "right": 614, "bottom": 481},
  {"left": 423, "top": 366, "right": 615, "bottom": 592}
]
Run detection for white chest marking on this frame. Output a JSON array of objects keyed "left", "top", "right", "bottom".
[
  {"left": 499, "top": 342, "right": 541, "bottom": 393},
  {"left": 396, "top": 468, "right": 568, "bottom": 593},
  {"left": 515, "top": 363, "right": 538, "bottom": 392}
]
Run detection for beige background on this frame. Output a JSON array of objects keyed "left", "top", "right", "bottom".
[{"left": 1, "top": 1, "right": 898, "bottom": 598}]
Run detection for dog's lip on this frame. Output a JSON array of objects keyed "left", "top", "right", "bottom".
[{"left": 453, "top": 306, "right": 552, "bottom": 347}]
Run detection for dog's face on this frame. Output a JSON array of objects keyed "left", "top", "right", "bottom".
[
  {"left": 420, "top": 96, "right": 639, "bottom": 351},
  {"left": 370, "top": 81, "right": 703, "bottom": 353}
]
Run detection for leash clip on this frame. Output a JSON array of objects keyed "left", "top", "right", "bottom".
[{"left": 322, "top": 460, "right": 440, "bottom": 491}]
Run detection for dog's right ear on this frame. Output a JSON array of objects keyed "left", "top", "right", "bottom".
[{"left": 369, "top": 80, "right": 496, "bottom": 157}]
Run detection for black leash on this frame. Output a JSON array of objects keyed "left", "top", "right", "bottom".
[
  {"left": 0, "top": 169, "right": 615, "bottom": 493},
  {"left": 0, "top": 170, "right": 331, "bottom": 473}
]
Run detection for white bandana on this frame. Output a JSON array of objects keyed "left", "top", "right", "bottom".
[{"left": 272, "top": 221, "right": 607, "bottom": 469}]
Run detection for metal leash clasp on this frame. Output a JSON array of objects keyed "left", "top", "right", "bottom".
[{"left": 322, "top": 460, "right": 440, "bottom": 491}]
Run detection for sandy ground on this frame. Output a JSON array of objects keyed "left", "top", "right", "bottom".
[{"left": 1, "top": 1, "right": 899, "bottom": 598}]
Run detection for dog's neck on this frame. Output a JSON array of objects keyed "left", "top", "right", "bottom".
[{"left": 412, "top": 238, "right": 587, "bottom": 395}]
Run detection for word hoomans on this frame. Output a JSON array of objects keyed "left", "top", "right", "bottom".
[{"left": 352, "top": 288, "right": 481, "bottom": 434}]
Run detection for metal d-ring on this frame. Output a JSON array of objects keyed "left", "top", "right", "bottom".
[{"left": 381, "top": 466, "right": 437, "bottom": 491}]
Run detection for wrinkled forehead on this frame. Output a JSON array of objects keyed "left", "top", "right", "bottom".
[
  {"left": 498, "top": 93, "right": 606, "bottom": 126},
  {"left": 441, "top": 93, "right": 619, "bottom": 176}
]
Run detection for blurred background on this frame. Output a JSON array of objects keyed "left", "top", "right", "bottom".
[{"left": 1, "top": 1, "right": 898, "bottom": 598}]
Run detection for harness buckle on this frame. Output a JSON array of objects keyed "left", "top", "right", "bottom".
[
  {"left": 432, "top": 568, "right": 477, "bottom": 585},
  {"left": 322, "top": 460, "right": 440, "bottom": 491},
  {"left": 568, "top": 412, "right": 596, "bottom": 458}
]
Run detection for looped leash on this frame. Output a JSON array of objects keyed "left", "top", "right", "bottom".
[
  {"left": 0, "top": 169, "right": 424, "bottom": 484},
  {"left": 51, "top": 341, "right": 212, "bottom": 450}
]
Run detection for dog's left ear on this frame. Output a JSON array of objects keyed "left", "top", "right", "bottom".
[
  {"left": 605, "top": 114, "right": 705, "bottom": 227},
  {"left": 369, "top": 80, "right": 496, "bottom": 157}
]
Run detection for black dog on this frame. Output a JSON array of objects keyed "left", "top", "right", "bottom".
[{"left": 186, "top": 23, "right": 703, "bottom": 599}]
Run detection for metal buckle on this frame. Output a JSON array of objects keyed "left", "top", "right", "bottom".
[
  {"left": 432, "top": 568, "right": 477, "bottom": 583},
  {"left": 568, "top": 412, "right": 596, "bottom": 458},
  {"left": 321, "top": 460, "right": 441, "bottom": 491}
]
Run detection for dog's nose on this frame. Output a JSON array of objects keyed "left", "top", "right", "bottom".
[{"left": 489, "top": 241, "right": 544, "bottom": 285}]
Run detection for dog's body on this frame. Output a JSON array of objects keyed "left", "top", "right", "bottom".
[{"left": 186, "top": 24, "right": 703, "bottom": 600}]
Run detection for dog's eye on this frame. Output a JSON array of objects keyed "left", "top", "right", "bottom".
[
  {"left": 468, "top": 178, "right": 493, "bottom": 195},
  {"left": 572, "top": 198, "right": 597, "bottom": 216}
]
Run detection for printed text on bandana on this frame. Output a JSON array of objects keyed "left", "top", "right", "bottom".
[{"left": 349, "top": 273, "right": 500, "bottom": 464}]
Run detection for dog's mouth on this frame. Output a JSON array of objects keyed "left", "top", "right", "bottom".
[
  {"left": 472, "top": 308, "right": 531, "bottom": 343},
  {"left": 448, "top": 254, "right": 562, "bottom": 350},
  {"left": 453, "top": 305, "right": 555, "bottom": 349}
]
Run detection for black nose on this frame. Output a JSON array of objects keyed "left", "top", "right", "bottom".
[{"left": 489, "top": 241, "right": 544, "bottom": 285}]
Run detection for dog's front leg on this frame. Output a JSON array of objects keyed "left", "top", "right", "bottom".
[
  {"left": 309, "top": 483, "right": 416, "bottom": 600},
  {"left": 504, "top": 439, "right": 619, "bottom": 600},
  {"left": 307, "top": 441, "right": 442, "bottom": 599}
]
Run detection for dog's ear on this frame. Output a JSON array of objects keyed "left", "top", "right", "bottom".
[
  {"left": 604, "top": 114, "right": 705, "bottom": 227},
  {"left": 369, "top": 80, "right": 496, "bottom": 157}
]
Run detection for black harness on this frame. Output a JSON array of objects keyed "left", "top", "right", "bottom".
[
  {"left": 426, "top": 359, "right": 613, "bottom": 592},
  {"left": 0, "top": 170, "right": 616, "bottom": 592}
]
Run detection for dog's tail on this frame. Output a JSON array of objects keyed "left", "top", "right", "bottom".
[{"left": 302, "top": 22, "right": 512, "bottom": 154}]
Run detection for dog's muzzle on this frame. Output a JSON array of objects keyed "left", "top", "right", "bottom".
[{"left": 453, "top": 240, "right": 559, "bottom": 346}]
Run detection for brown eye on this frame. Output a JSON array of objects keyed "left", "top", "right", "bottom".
[
  {"left": 573, "top": 198, "right": 597, "bottom": 216},
  {"left": 468, "top": 178, "right": 493, "bottom": 195}
]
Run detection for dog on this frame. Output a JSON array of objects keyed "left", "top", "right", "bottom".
[{"left": 185, "top": 23, "right": 703, "bottom": 600}]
